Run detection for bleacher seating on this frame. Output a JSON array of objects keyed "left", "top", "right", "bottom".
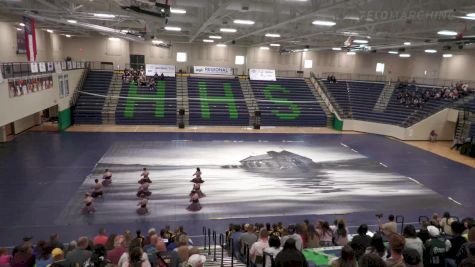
[
  {"left": 73, "top": 71, "right": 113, "bottom": 124},
  {"left": 322, "top": 81, "right": 459, "bottom": 127},
  {"left": 187, "top": 77, "right": 250, "bottom": 126},
  {"left": 250, "top": 78, "right": 327, "bottom": 126},
  {"left": 115, "top": 78, "right": 177, "bottom": 125},
  {"left": 321, "top": 80, "right": 384, "bottom": 119}
]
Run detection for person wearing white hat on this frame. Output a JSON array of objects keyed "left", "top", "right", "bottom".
[
  {"left": 187, "top": 254, "right": 206, "bottom": 267},
  {"left": 423, "top": 226, "right": 451, "bottom": 267}
]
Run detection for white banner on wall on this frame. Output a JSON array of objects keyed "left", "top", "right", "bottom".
[
  {"left": 30, "top": 63, "right": 38, "bottom": 73},
  {"left": 47, "top": 62, "right": 54, "bottom": 72},
  {"left": 249, "top": 68, "right": 276, "bottom": 81},
  {"left": 54, "top": 62, "right": 62, "bottom": 73},
  {"left": 39, "top": 62, "right": 46, "bottom": 72},
  {"left": 145, "top": 64, "right": 176, "bottom": 77},
  {"left": 193, "top": 66, "right": 233, "bottom": 75}
]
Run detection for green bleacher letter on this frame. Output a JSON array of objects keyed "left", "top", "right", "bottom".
[
  {"left": 263, "top": 84, "right": 300, "bottom": 120},
  {"left": 198, "top": 82, "right": 238, "bottom": 119},
  {"left": 124, "top": 81, "right": 165, "bottom": 118}
]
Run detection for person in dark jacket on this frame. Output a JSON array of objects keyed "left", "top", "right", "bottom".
[{"left": 274, "top": 239, "right": 308, "bottom": 267}]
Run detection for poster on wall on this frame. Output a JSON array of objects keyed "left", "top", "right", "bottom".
[
  {"left": 72, "top": 62, "right": 77, "bottom": 69},
  {"left": 193, "top": 66, "right": 233, "bottom": 75},
  {"left": 61, "top": 61, "right": 66, "bottom": 70},
  {"left": 16, "top": 27, "right": 26, "bottom": 54},
  {"left": 64, "top": 74, "right": 69, "bottom": 96},
  {"left": 54, "top": 62, "right": 62, "bottom": 73},
  {"left": 249, "top": 68, "right": 276, "bottom": 81},
  {"left": 39, "top": 62, "right": 46, "bottom": 72},
  {"left": 145, "top": 64, "right": 176, "bottom": 77},
  {"left": 66, "top": 61, "right": 72, "bottom": 70},
  {"left": 58, "top": 75, "right": 64, "bottom": 98},
  {"left": 8, "top": 75, "right": 53, "bottom": 98},
  {"left": 47, "top": 62, "right": 54, "bottom": 72},
  {"left": 30, "top": 63, "right": 38, "bottom": 73}
]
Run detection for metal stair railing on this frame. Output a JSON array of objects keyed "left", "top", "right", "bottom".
[{"left": 70, "top": 68, "right": 89, "bottom": 108}]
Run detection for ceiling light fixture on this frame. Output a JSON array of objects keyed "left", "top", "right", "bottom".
[
  {"left": 260, "top": 46, "right": 270, "bottom": 50},
  {"left": 170, "top": 8, "right": 186, "bottom": 14},
  {"left": 270, "top": 44, "right": 280, "bottom": 47},
  {"left": 109, "top": 37, "right": 120, "bottom": 41},
  {"left": 353, "top": 39, "right": 368, "bottom": 44},
  {"left": 347, "top": 51, "right": 356, "bottom": 55},
  {"left": 65, "top": 34, "right": 71, "bottom": 38},
  {"left": 388, "top": 51, "right": 399, "bottom": 54},
  {"left": 424, "top": 49, "right": 437, "bottom": 53},
  {"left": 399, "top": 53, "right": 411, "bottom": 58},
  {"left": 312, "top": 20, "right": 336, "bottom": 26},
  {"left": 93, "top": 13, "right": 116, "bottom": 18},
  {"left": 19, "top": 23, "right": 25, "bottom": 27},
  {"left": 152, "top": 40, "right": 163, "bottom": 44},
  {"left": 16, "top": 28, "right": 22, "bottom": 31},
  {"left": 265, "top": 33, "right": 281, "bottom": 37},
  {"left": 404, "top": 42, "right": 411, "bottom": 46},
  {"left": 437, "top": 30, "right": 457, "bottom": 36},
  {"left": 46, "top": 29, "right": 53, "bottom": 33},
  {"left": 220, "top": 28, "right": 237, "bottom": 33},
  {"left": 164, "top": 26, "right": 181, "bottom": 31},
  {"left": 233, "top": 19, "right": 255, "bottom": 25},
  {"left": 67, "top": 19, "right": 77, "bottom": 24},
  {"left": 332, "top": 47, "right": 342, "bottom": 51},
  {"left": 216, "top": 44, "right": 227, "bottom": 47},
  {"left": 443, "top": 53, "right": 453, "bottom": 58},
  {"left": 203, "top": 39, "right": 214, "bottom": 43},
  {"left": 209, "top": 35, "right": 222, "bottom": 39}
]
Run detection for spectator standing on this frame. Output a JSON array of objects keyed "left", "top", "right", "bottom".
[
  {"left": 334, "top": 220, "right": 349, "bottom": 246},
  {"left": 93, "top": 228, "right": 108, "bottom": 246},
  {"left": 274, "top": 239, "right": 308, "bottom": 267},
  {"left": 360, "top": 253, "right": 386, "bottom": 267},
  {"left": 403, "top": 225, "right": 423, "bottom": 260},
  {"left": 316, "top": 221, "right": 334, "bottom": 247},
  {"left": 379, "top": 214, "right": 397, "bottom": 237},
  {"left": 107, "top": 235, "right": 126, "bottom": 265},
  {"left": 238, "top": 225, "right": 258, "bottom": 259},
  {"left": 306, "top": 225, "right": 320, "bottom": 248},
  {"left": 281, "top": 225, "right": 303, "bottom": 251},
  {"left": 350, "top": 224, "right": 372, "bottom": 260},
  {"left": 65, "top": 237, "right": 91, "bottom": 267},
  {"left": 365, "top": 233, "right": 388, "bottom": 259},
  {"left": 446, "top": 222, "right": 468, "bottom": 267},
  {"left": 423, "top": 226, "right": 449, "bottom": 267},
  {"left": 331, "top": 245, "right": 357, "bottom": 267},
  {"left": 249, "top": 229, "right": 269, "bottom": 267},
  {"left": 385, "top": 234, "right": 406, "bottom": 267},
  {"left": 440, "top": 212, "right": 455, "bottom": 236},
  {"left": 263, "top": 236, "right": 282, "bottom": 267}
]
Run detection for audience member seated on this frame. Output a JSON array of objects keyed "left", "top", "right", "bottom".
[
  {"left": 0, "top": 248, "right": 11, "bottom": 267},
  {"left": 316, "top": 221, "right": 334, "bottom": 247},
  {"left": 47, "top": 234, "right": 64, "bottom": 251},
  {"left": 331, "top": 245, "right": 357, "bottom": 267},
  {"left": 385, "top": 234, "right": 406, "bottom": 267},
  {"left": 34, "top": 241, "right": 52, "bottom": 267},
  {"left": 440, "top": 212, "right": 455, "bottom": 236},
  {"left": 403, "top": 248, "right": 422, "bottom": 267},
  {"left": 118, "top": 238, "right": 150, "bottom": 267},
  {"left": 154, "top": 241, "right": 180, "bottom": 267},
  {"left": 11, "top": 244, "right": 35, "bottom": 267},
  {"left": 274, "top": 239, "right": 308, "bottom": 267},
  {"left": 250, "top": 229, "right": 269, "bottom": 267},
  {"left": 84, "top": 245, "right": 109, "bottom": 267},
  {"left": 66, "top": 236, "right": 92, "bottom": 267},
  {"left": 456, "top": 228, "right": 475, "bottom": 266},
  {"left": 306, "top": 224, "right": 320, "bottom": 249},
  {"left": 93, "top": 228, "right": 108, "bottom": 246},
  {"left": 187, "top": 254, "right": 206, "bottom": 267},
  {"left": 350, "top": 224, "right": 372, "bottom": 260},
  {"left": 281, "top": 225, "right": 304, "bottom": 252},
  {"left": 238, "top": 224, "right": 258, "bottom": 260},
  {"left": 50, "top": 248, "right": 67, "bottom": 267},
  {"left": 174, "top": 235, "right": 192, "bottom": 263},
  {"left": 123, "top": 247, "right": 150, "bottom": 267},
  {"left": 403, "top": 225, "right": 423, "bottom": 261},
  {"left": 460, "top": 243, "right": 475, "bottom": 267},
  {"left": 107, "top": 235, "right": 126, "bottom": 265},
  {"left": 334, "top": 219, "right": 349, "bottom": 246}
]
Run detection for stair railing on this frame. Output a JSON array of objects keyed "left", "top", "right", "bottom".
[
  {"left": 396, "top": 215, "right": 405, "bottom": 234},
  {"left": 263, "top": 251, "right": 276, "bottom": 267},
  {"left": 70, "top": 68, "right": 89, "bottom": 108},
  {"left": 244, "top": 243, "right": 250, "bottom": 267},
  {"left": 202, "top": 227, "right": 207, "bottom": 252},
  {"left": 208, "top": 228, "right": 212, "bottom": 255},
  {"left": 230, "top": 238, "right": 235, "bottom": 267},
  {"left": 219, "top": 233, "right": 225, "bottom": 267},
  {"left": 213, "top": 230, "right": 217, "bottom": 261}
]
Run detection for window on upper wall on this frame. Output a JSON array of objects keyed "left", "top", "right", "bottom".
[
  {"left": 176, "top": 52, "right": 187, "bottom": 62},
  {"left": 376, "top": 63, "right": 385, "bottom": 73},
  {"left": 235, "top": 55, "right": 245, "bottom": 65},
  {"left": 304, "top": 59, "right": 313, "bottom": 69}
]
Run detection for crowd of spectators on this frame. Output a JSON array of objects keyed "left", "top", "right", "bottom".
[
  {"left": 396, "top": 81, "right": 472, "bottom": 108},
  {"left": 122, "top": 68, "right": 165, "bottom": 90},
  {"left": 0, "top": 226, "right": 206, "bottom": 267},
  {"left": 225, "top": 212, "right": 475, "bottom": 267}
]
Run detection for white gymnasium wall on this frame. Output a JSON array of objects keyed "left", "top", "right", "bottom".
[{"left": 0, "top": 69, "right": 84, "bottom": 127}]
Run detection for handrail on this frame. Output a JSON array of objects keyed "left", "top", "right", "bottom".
[
  {"left": 213, "top": 230, "right": 217, "bottom": 261},
  {"left": 70, "top": 68, "right": 89, "bottom": 108},
  {"left": 321, "top": 71, "right": 387, "bottom": 82},
  {"left": 310, "top": 71, "right": 343, "bottom": 121},
  {"left": 219, "top": 233, "right": 225, "bottom": 267},
  {"left": 244, "top": 243, "right": 250, "bottom": 267},
  {"left": 418, "top": 216, "right": 430, "bottom": 223},
  {"left": 202, "top": 227, "right": 207, "bottom": 252},
  {"left": 208, "top": 228, "right": 212, "bottom": 255},
  {"left": 396, "top": 215, "right": 405, "bottom": 234},
  {"left": 263, "top": 251, "right": 275, "bottom": 267}
]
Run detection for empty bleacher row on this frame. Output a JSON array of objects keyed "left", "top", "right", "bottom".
[
  {"left": 187, "top": 77, "right": 250, "bottom": 126},
  {"left": 251, "top": 78, "right": 327, "bottom": 127},
  {"left": 73, "top": 71, "right": 113, "bottom": 124},
  {"left": 115, "top": 78, "right": 177, "bottom": 125},
  {"left": 322, "top": 81, "right": 463, "bottom": 127}
]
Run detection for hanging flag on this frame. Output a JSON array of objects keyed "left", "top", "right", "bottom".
[{"left": 23, "top": 16, "right": 37, "bottom": 62}]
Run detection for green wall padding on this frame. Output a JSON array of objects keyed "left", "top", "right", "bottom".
[
  {"left": 58, "top": 108, "right": 72, "bottom": 131},
  {"left": 333, "top": 114, "right": 343, "bottom": 131}
]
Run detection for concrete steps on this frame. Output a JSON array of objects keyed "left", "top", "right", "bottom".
[
  {"left": 305, "top": 78, "right": 333, "bottom": 127},
  {"left": 239, "top": 77, "right": 258, "bottom": 126},
  {"left": 101, "top": 73, "right": 122, "bottom": 124},
  {"left": 176, "top": 75, "right": 189, "bottom": 127}
]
